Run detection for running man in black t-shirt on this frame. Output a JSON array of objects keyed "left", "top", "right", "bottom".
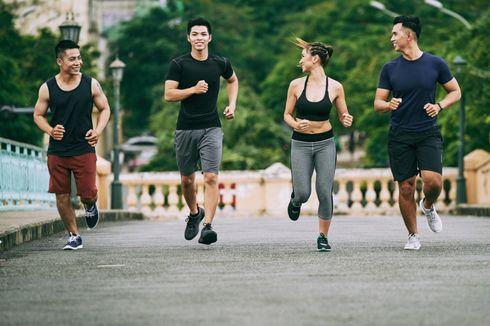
[
  {"left": 34, "top": 40, "right": 111, "bottom": 250},
  {"left": 164, "top": 17, "right": 238, "bottom": 245},
  {"left": 374, "top": 16, "right": 461, "bottom": 250}
]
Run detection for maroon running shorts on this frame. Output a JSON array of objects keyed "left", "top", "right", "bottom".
[{"left": 47, "top": 152, "right": 97, "bottom": 199}]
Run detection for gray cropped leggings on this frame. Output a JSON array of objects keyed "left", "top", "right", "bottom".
[{"left": 290, "top": 137, "right": 336, "bottom": 220}]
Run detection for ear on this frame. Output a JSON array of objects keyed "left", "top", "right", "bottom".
[
  {"left": 187, "top": 34, "right": 191, "bottom": 43},
  {"left": 56, "top": 57, "right": 62, "bottom": 66},
  {"left": 208, "top": 34, "right": 212, "bottom": 43}
]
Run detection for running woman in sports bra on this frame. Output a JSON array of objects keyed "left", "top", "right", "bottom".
[{"left": 283, "top": 38, "right": 353, "bottom": 252}]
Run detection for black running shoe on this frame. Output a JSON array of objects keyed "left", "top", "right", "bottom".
[
  {"left": 317, "top": 233, "right": 331, "bottom": 252},
  {"left": 287, "top": 197, "right": 301, "bottom": 221},
  {"left": 198, "top": 223, "right": 217, "bottom": 245},
  {"left": 184, "top": 206, "right": 205, "bottom": 240},
  {"left": 85, "top": 203, "right": 99, "bottom": 229}
]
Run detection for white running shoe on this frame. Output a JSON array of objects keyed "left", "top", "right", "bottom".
[
  {"left": 419, "top": 199, "right": 443, "bottom": 233},
  {"left": 404, "top": 234, "right": 421, "bottom": 250}
]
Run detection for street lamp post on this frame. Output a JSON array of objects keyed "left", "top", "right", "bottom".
[
  {"left": 369, "top": 1, "right": 400, "bottom": 18},
  {"left": 110, "top": 57, "right": 126, "bottom": 209},
  {"left": 424, "top": 0, "right": 472, "bottom": 30},
  {"left": 59, "top": 11, "right": 81, "bottom": 43},
  {"left": 453, "top": 56, "right": 467, "bottom": 204},
  {"left": 424, "top": 1, "right": 471, "bottom": 205}
]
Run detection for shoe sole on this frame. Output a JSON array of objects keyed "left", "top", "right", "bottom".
[
  {"left": 63, "top": 245, "right": 84, "bottom": 250},
  {"left": 318, "top": 248, "right": 331, "bottom": 252},
  {"left": 404, "top": 246, "right": 420, "bottom": 250},
  {"left": 199, "top": 232, "right": 217, "bottom": 245}
]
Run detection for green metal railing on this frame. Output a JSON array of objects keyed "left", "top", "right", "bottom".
[{"left": 0, "top": 137, "right": 55, "bottom": 209}]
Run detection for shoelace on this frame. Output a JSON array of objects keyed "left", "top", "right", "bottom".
[
  {"left": 86, "top": 205, "right": 96, "bottom": 217},
  {"left": 68, "top": 235, "right": 78, "bottom": 243}
]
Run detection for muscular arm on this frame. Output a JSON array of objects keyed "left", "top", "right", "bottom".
[
  {"left": 164, "top": 80, "right": 203, "bottom": 102},
  {"left": 374, "top": 88, "right": 402, "bottom": 113},
  {"left": 223, "top": 72, "right": 238, "bottom": 119},
  {"left": 33, "top": 84, "right": 63, "bottom": 139},
  {"left": 438, "top": 78, "right": 461, "bottom": 110},
  {"left": 85, "top": 78, "right": 111, "bottom": 146}
]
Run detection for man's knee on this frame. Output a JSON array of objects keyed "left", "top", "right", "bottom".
[
  {"left": 81, "top": 197, "right": 97, "bottom": 206},
  {"left": 398, "top": 179, "right": 416, "bottom": 198},
  {"left": 181, "top": 174, "right": 195, "bottom": 187},
  {"left": 423, "top": 176, "right": 442, "bottom": 192},
  {"left": 56, "top": 193, "right": 71, "bottom": 207},
  {"left": 203, "top": 173, "right": 218, "bottom": 187}
]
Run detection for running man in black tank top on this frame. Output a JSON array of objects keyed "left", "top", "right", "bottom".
[
  {"left": 283, "top": 38, "right": 353, "bottom": 251},
  {"left": 33, "top": 40, "right": 111, "bottom": 250}
]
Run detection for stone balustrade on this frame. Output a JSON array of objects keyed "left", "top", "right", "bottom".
[{"left": 119, "top": 163, "right": 458, "bottom": 219}]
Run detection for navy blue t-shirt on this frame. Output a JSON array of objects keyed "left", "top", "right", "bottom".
[
  {"left": 378, "top": 52, "right": 453, "bottom": 131},
  {"left": 166, "top": 53, "right": 234, "bottom": 130}
]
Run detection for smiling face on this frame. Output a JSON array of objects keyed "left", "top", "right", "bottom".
[
  {"left": 187, "top": 25, "right": 212, "bottom": 52},
  {"left": 298, "top": 48, "right": 319, "bottom": 73},
  {"left": 57, "top": 48, "right": 82, "bottom": 75},
  {"left": 390, "top": 23, "right": 411, "bottom": 52}
]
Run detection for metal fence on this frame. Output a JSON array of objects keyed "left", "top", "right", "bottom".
[{"left": 0, "top": 137, "right": 55, "bottom": 210}]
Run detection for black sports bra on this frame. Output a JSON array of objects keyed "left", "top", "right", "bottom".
[{"left": 295, "top": 75, "right": 332, "bottom": 121}]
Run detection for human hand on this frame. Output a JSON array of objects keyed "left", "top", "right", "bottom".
[
  {"left": 295, "top": 119, "right": 310, "bottom": 132},
  {"left": 389, "top": 98, "right": 402, "bottom": 110},
  {"left": 50, "top": 124, "right": 65, "bottom": 140},
  {"left": 85, "top": 129, "right": 100, "bottom": 147},
  {"left": 223, "top": 105, "right": 235, "bottom": 120},
  {"left": 193, "top": 80, "right": 208, "bottom": 94},
  {"left": 423, "top": 103, "right": 442, "bottom": 118},
  {"left": 341, "top": 112, "right": 353, "bottom": 127}
]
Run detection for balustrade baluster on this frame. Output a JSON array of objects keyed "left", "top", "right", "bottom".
[
  {"left": 379, "top": 179, "right": 392, "bottom": 210},
  {"left": 336, "top": 180, "right": 349, "bottom": 211},
  {"left": 140, "top": 185, "right": 152, "bottom": 214},
  {"left": 365, "top": 180, "right": 377, "bottom": 211},
  {"left": 153, "top": 185, "right": 165, "bottom": 217},
  {"left": 351, "top": 180, "right": 363, "bottom": 211},
  {"left": 167, "top": 185, "right": 180, "bottom": 215},
  {"left": 126, "top": 185, "right": 138, "bottom": 211}
]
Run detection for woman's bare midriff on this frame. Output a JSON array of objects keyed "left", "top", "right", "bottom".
[{"left": 296, "top": 120, "right": 332, "bottom": 134}]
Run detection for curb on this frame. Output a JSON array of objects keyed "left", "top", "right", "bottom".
[
  {"left": 0, "top": 210, "right": 144, "bottom": 251},
  {"left": 455, "top": 204, "right": 490, "bottom": 217}
]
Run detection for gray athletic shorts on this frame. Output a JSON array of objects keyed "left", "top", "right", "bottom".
[{"left": 174, "top": 127, "right": 223, "bottom": 176}]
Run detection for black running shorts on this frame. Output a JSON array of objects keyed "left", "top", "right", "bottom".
[{"left": 388, "top": 126, "right": 443, "bottom": 182}]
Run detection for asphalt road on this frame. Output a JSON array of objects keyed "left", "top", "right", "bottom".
[{"left": 1, "top": 215, "right": 489, "bottom": 326}]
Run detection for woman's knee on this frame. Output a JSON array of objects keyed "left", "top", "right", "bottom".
[{"left": 293, "top": 189, "right": 311, "bottom": 204}]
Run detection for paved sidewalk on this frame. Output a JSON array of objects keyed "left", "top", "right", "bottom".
[
  {"left": 0, "top": 214, "right": 489, "bottom": 326},
  {"left": 0, "top": 209, "right": 143, "bottom": 250}
]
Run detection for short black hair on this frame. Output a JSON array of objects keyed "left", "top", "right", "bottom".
[
  {"left": 55, "top": 40, "right": 80, "bottom": 58},
  {"left": 393, "top": 15, "right": 421, "bottom": 39},
  {"left": 187, "top": 17, "right": 212, "bottom": 35}
]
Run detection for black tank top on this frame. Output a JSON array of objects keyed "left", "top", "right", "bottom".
[
  {"left": 46, "top": 74, "right": 95, "bottom": 156},
  {"left": 295, "top": 75, "right": 332, "bottom": 121}
]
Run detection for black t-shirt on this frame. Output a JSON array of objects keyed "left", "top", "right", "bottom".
[
  {"left": 46, "top": 74, "right": 95, "bottom": 156},
  {"left": 378, "top": 52, "right": 453, "bottom": 131},
  {"left": 166, "top": 53, "right": 234, "bottom": 130}
]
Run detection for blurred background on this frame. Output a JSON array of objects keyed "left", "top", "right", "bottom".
[{"left": 1, "top": 0, "right": 489, "bottom": 172}]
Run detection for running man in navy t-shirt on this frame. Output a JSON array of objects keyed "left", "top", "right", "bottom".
[
  {"left": 164, "top": 17, "right": 238, "bottom": 245},
  {"left": 374, "top": 16, "right": 461, "bottom": 250}
]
